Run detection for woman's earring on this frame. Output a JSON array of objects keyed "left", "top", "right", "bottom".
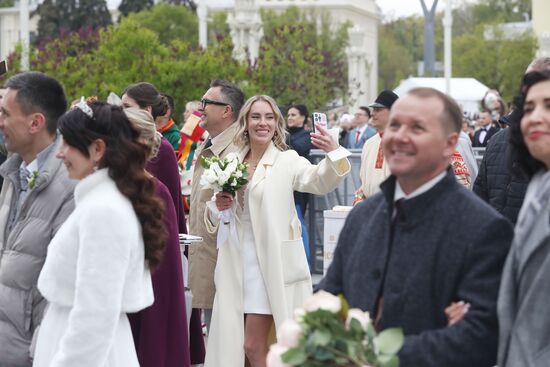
[
  {"left": 244, "top": 130, "right": 249, "bottom": 139},
  {"left": 93, "top": 161, "right": 99, "bottom": 171}
]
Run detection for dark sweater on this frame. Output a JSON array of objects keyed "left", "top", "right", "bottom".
[
  {"left": 286, "top": 127, "right": 312, "bottom": 215},
  {"left": 473, "top": 128, "right": 529, "bottom": 224},
  {"left": 319, "top": 168, "right": 513, "bottom": 367}
]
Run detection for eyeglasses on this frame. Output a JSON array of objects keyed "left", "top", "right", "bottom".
[{"left": 201, "top": 98, "right": 229, "bottom": 110}]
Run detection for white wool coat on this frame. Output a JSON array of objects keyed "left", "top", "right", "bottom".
[{"left": 203, "top": 143, "right": 351, "bottom": 367}]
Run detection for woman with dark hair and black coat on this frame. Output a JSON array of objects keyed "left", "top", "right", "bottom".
[
  {"left": 33, "top": 101, "right": 166, "bottom": 366},
  {"left": 286, "top": 104, "right": 313, "bottom": 217},
  {"left": 498, "top": 70, "right": 550, "bottom": 367}
]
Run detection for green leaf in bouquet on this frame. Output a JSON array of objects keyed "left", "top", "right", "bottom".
[
  {"left": 377, "top": 354, "right": 399, "bottom": 367},
  {"left": 313, "top": 346, "right": 335, "bottom": 361},
  {"left": 349, "top": 318, "right": 366, "bottom": 339},
  {"left": 373, "top": 328, "right": 404, "bottom": 355},
  {"left": 312, "top": 329, "right": 331, "bottom": 346},
  {"left": 199, "top": 156, "right": 210, "bottom": 169},
  {"left": 338, "top": 294, "right": 349, "bottom": 320},
  {"left": 281, "top": 347, "right": 308, "bottom": 365}
]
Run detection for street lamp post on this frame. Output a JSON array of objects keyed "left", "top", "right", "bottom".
[
  {"left": 19, "top": 0, "right": 30, "bottom": 71},
  {"left": 443, "top": 0, "right": 452, "bottom": 95}
]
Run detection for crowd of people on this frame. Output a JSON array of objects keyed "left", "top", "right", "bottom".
[{"left": 0, "top": 56, "right": 547, "bottom": 367}]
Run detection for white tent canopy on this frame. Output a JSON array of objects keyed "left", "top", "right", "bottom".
[{"left": 393, "top": 77, "right": 490, "bottom": 115}]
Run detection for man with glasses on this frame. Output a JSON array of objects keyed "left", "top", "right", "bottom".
[
  {"left": 346, "top": 106, "right": 376, "bottom": 149},
  {"left": 188, "top": 80, "right": 245, "bottom": 333}
]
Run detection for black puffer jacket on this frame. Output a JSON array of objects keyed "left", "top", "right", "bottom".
[{"left": 473, "top": 128, "right": 528, "bottom": 224}]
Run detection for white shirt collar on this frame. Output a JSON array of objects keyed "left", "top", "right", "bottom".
[{"left": 394, "top": 170, "right": 447, "bottom": 202}]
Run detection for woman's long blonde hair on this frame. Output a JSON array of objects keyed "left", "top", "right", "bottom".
[
  {"left": 234, "top": 95, "right": 288, "bottom": 151},
  {"left": 123, "top": 107, "right": 162, "bottom": 160}
]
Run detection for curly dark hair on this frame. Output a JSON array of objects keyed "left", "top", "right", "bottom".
[
  {"left": 58, "top": 101, "right": 166, "bottom": 270},
  {"left": 510, "top": 70, "right": 550, "bottom": 178},
  {"left": 123, "top": 82, "right": 168, "bottom": 120}
]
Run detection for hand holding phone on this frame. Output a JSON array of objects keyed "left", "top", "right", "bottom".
[{"left": 312, "top": 112, "right": 327, "bottom": 133}]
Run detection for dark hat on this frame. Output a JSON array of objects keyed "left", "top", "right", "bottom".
[{"left": 368, "top": 90, "right": 399, "bottom": 109}]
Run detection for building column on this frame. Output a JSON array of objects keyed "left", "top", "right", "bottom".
[
  {"left": 227, "top": 0, "right": 263, "bottom": 65},
  {"left": 346, "top": 25, "right": 369, "bottom": 111}
]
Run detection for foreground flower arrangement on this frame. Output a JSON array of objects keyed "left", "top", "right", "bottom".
[
  {"left": 199, "top": 152, "right": 248, "bottom": 197},
  {"left": 267, "top": 291, "right": 404, "bottom": 367}
]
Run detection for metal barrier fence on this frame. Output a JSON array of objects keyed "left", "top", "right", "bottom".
[{"left": 306, "top": 147, "right": 486, "bottom": 274}]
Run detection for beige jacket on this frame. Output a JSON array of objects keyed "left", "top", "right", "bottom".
[
  {"left": 203, "top": 143, "right": 351, "bottom": 367},
  {"left": 359, "top": 133, "right": 391, "bottom": 198},
  {"left": 188, "top": 123, "right": 240, "bottom": 308}
]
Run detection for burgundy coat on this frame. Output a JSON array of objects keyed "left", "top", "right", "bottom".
[
  {"left": 139, "top": 137, "right": 205, "bottom": 364},
  {"left": 128, "top": 180, "right": 191, "bottom": 367}
]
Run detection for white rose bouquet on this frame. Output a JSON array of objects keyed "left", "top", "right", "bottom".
[
  {"left": 267, "top": 291, "right": 404, "bottom": 367},
  {"left": 199, "top": 152, "right": 249, "bottom": 196}
]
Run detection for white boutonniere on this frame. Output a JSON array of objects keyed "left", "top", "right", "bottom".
[{"left": 27, "top": 171, "right": 39, "bottom": 190}]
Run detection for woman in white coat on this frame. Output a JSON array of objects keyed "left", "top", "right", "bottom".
[
  {"left": 33, "top": 100, "right": 166, "bottom": 367},
  {"left": 204, "top": 95, "right": 351, "bottom": 367}
]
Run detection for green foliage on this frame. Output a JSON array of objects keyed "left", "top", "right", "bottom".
[
  {"left": 35, "top": 0, "right": 112, "bottom": 45},
  {"left": 125, "top": 3, "right": 198, "bottom": 47},
  {"left": 118, "top": 0, "right": 154, "bottom": 18},
  {"left": 248, "top": 7, "right": 349, "bottom": 109},
  {"left": 379, "top": 0, "right": 536, "bottom": 99},
  {"left": 280, "top": 307, "right": 404, "bottom": 367},
  {"left": 6, "top": 4, "right": 347, "bottom": 118},
  {"left": 164, "top": 0, "right": 196, "bottom": 11},
  {"left": 453, "top": 25, "right": 536, "bottom": 102},
  {"left": 0, "top": 0, "right": 14, "bottom": 7}
]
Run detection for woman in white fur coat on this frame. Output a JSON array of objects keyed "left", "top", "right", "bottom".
[
  {"left": 204, "top": 95, "right": 351, "bottom": 367},
  {"left": 33, "top": 101, "right": 166, "bottom": 367}
]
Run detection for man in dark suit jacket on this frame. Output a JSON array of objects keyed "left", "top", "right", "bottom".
[
  {"left": 319, "top": 87, "right": 513, "bottom": 367},
  {"left": 473, "top": 111, "right": 499, "bottom": 147}
]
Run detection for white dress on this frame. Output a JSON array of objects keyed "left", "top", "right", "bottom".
[
  {"left": 33, "top": 169, "right": 153, "bottom": 367},
  {"left": 241, "top": 188, "right": 271, "bottom": 314}
]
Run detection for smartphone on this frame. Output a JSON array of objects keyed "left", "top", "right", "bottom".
[
  {"left": 312, "top": 112, "right": 327, "bottom": 133},
  {"left": 0, "top": 60, "right": 7, "bottom": 76}
]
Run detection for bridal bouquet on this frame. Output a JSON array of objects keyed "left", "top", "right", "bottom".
[
  {"left": 199, "top": 153, "right": 249, "bottom": 196},
  {"left": 267, "top": 291, "right": 404, "bottom": 367},
  {"left": 200, "top": 153, "right": 249, "bottom": 247}
]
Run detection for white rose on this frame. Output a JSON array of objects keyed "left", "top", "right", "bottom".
[
  {"left": 277, "top": 319, "right": 302, "bottom": 348},
  {"left": 226, "top": 158, "right": 238, "bottom": 173},
  {"left": 225, "top": 152, "right": 238, "bottom": 161},
  {"left": 346, "top": 308, "right": 371, "bottom": 331},
  {"left": 303, "top": 290, "right": 341, "bottom": 313},
  {"left": 217, "top": 171, "right": 230, "bottom": 185},
  {"left": 206, "top": 170, "right": 218, "bottom": 185},
  {"left": 266, "top": 344, "right": 291, "bottom": 367},
  {"left": 293, "top": 307, "right": 305, "bottom": 322},
  {"left": 234, "top": 170, "right": 243, "bottom": 178}
]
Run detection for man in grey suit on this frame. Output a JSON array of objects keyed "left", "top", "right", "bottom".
[
  {"left": 0, "top": 72, "right": 75, "bottom": 366},
  {"left": 319, "top": 87, "right": 513, "bottom": 367}
]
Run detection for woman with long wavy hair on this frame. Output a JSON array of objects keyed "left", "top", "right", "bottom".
[
  {"left": 33, "top": 101, "right": 166, "bottom": 367},
  {"left": 204, "top": 95, "right": 351, "bottom": 367}
]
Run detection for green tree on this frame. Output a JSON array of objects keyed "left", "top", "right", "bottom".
[
  {"left": 165, "top": 0, "right": 196, "bottom": 11},
  {"left": 453, "top": 26, "right": 536, "bottom": 102},
  {"left": 35, "top": 0, "right": 111, "bottom": 44},
  {"left": 126, "top": 3, "right": 198, "bottom": 46},
  {"left": 0, "top": 0, "right": 14, "bottom": 7},
  {"left": 118, "top": 0, "right": 154, "bottom": 18},
  {"left": 251, "top": 7, "right": 349, "bottom": 109}
]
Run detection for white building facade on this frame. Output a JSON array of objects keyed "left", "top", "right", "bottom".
[{"left": 204, "top": 0, "right": 380, "bottom": 110}]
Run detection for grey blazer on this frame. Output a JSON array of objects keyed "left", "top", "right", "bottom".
[{"left": 498, "top": 170, "right": 550, "bottom": 367}]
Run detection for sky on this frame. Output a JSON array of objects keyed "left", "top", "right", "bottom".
[{"left": 105, "top": 0, "right": 458, "bottom": 19}]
